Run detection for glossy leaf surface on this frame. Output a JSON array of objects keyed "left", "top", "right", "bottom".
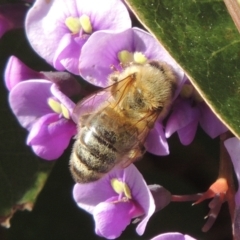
[{"left": 125, "top": 0, "right": 240, "bottom": 138}]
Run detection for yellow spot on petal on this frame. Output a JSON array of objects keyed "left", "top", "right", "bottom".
[
  {"left": 111, "top": 178, "right": 132, "bottom": 199},
  {"left": 133, "top": 52, "right": 147, "bottom": 64},
  {"left": 79, "top": 14, "right": 92, "bottom": 34},
  {"left": 65, "top": 16, "right": 81, "bottom": 34},
  {"left": 48, "top": 98, "right": 62, "bottom": 114},
  {"left": 61, "top": 103, "right": 70, "bottom": 119},
  {"left": 118, "top": 50, "right": 134, "bottom": 64}
]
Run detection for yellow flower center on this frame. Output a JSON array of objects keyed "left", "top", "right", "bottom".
[
  {"left": 111, "top": 178, "right": 132, "bottom": 199},
  {"left": 48, "top": 98, "right": 70, "bottom": 119},
  {"left": 133, "top": 52, "right": 147, "bottom": 64},
  {"left": 117, "top": 50, "right": 147, "bottom": 65},
  {"left": 65, "top": 14, "right": 92, "bottom": 34},
  {"left": 79, "top": 14, "right": 92, "bottom": 34}
]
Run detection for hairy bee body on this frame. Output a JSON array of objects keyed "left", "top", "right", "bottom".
[
  {"left": 70, "top": 61, "right": 177, "bottom": 183},
  {"left": 70, "top": 107, "right": 143, "bottom": 182}
]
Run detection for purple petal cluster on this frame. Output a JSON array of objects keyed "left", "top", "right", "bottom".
[
  {"left": 73, "top": 164, "right": 157, "bottom": 239},
  {"left": 4, "top": 56, "right": 77, "bottom": 160},
  {"left": 25, "top": 0, "right": 131, "bottom": 74},
  {"left": 166, "top": 80, "right": 228, "bottom": 145}
]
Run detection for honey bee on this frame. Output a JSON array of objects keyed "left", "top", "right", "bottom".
[{"left": 70, "top": 61, "right": 177, "bottom": 183}]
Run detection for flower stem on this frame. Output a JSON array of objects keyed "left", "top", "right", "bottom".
[{"left": 171, "top": 193, "right": 203, "bottom": 202}]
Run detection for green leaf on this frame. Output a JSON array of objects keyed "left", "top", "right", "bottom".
[
  {"left": 125, "top": 0, "right": 240, "bottom": 138},
  {"left": 0, "top": 108, "right": 55, "bottom": 228},
  {"left": 0, "top": 154, "right": 54, "bottom": 228}
]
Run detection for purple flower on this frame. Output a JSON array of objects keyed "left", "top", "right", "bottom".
[
  {"left": 224, "top": 137, "right": 240, "bottom": 239},
  {"left": 73, "top": 164, "right": 159, "bottom": 239},
  {"left": 79, "top": 27, "right": 186, "bottom": 156},
  {"left": 79, "top": 27, "right": 185, "bottom": 88},
  {"left": 165, "top": 81, "right": 228, "bottom": 145},
  {"left": 4, "top": 56, "right": 43, "bottom": 91},
  {"left": 151, "top": 232, "right": 196, "bottom": 240},
  {"left": 5, "top": 57, "right": 77, "bottom": 160},
  {"left": 0, "top": 3, "right": 30, "bottom": 38},
  {"left": 5, "top": 55, "right": 86, "bottom": 97},
  {"left": 25, "top": 0, "right": 131, "bottom": 75}
]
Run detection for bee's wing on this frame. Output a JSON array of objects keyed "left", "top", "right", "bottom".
[
  {"left": 72, "top": 73, "right": 136, "bottom": 124},
  {"left": 72, "top": 89, "right": 113, "bottom": 124},
  {"left": 120, "top": 110, "right": 160, "bottom": 169}
]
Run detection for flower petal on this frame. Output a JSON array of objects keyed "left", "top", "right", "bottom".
[
  {"left": 27, "top": 113, "right": 76, "bottom": 160},
  {"left": 9, "top": 80, "right": 53, "bottom": 130},
  {"left": 73, "top": 175, "right": 118, "bottom": 214},
  {"left": 199, "top": 103, "right": 227, "bottom": 138},
  {"left": 85, "top": 0, "right": 131, "bottom": 31},
  {"left": 224, "top": 137, "right": 240, "bottom": 204},
  {"left": 53, "top": 33, "right": 82, "bottom": 74},
  {"left": 93, "top": 200, "right": 134, "bottom": 239},
  {"left": 145, "top": 121, "right": 169, "bottom": 156},
  {"left": 151, "top": 232, "right": 196, "bottom": 240},
  {"left": 25, "top": 0, "right": 71, "bottom": 66},
  {"left": 177, "top": 120, "right": 198, "bottom": 146},
  {"left": 4, "top": 56, "right": 42, "bottom": 91},
  {"left": 165, "top": 99, "right": 200, "bottom": 139},
  {"left": 79, "top": 30, "right": 127, "bottom": 87}
]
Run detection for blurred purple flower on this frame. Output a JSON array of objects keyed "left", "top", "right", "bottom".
[
  {"left": 25, "top": 0, "right": 131, "bottom": 75},
  {"left": 0, "top": 3, "right": 30, "bottom": 38},
  {"left": 225, "top": 137, "right": 240, "bottom": 204},
  {"left": 151, "top": 232, "right": 196, "bottom": 240},
  {"left": 165, "top": 80, "right": 228, "bottom": 145},
  {"left": 79, "top": 27, "right": 186, "bottom": 156},
  {"left": 224, "top": 137, "right": 240, "bottom": 239},
  {"left": 73, "top": 164, "right": 163, "bottom": 239},
  {"left": 4, "top": 56, "right": 77, "bottom": 160}
]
